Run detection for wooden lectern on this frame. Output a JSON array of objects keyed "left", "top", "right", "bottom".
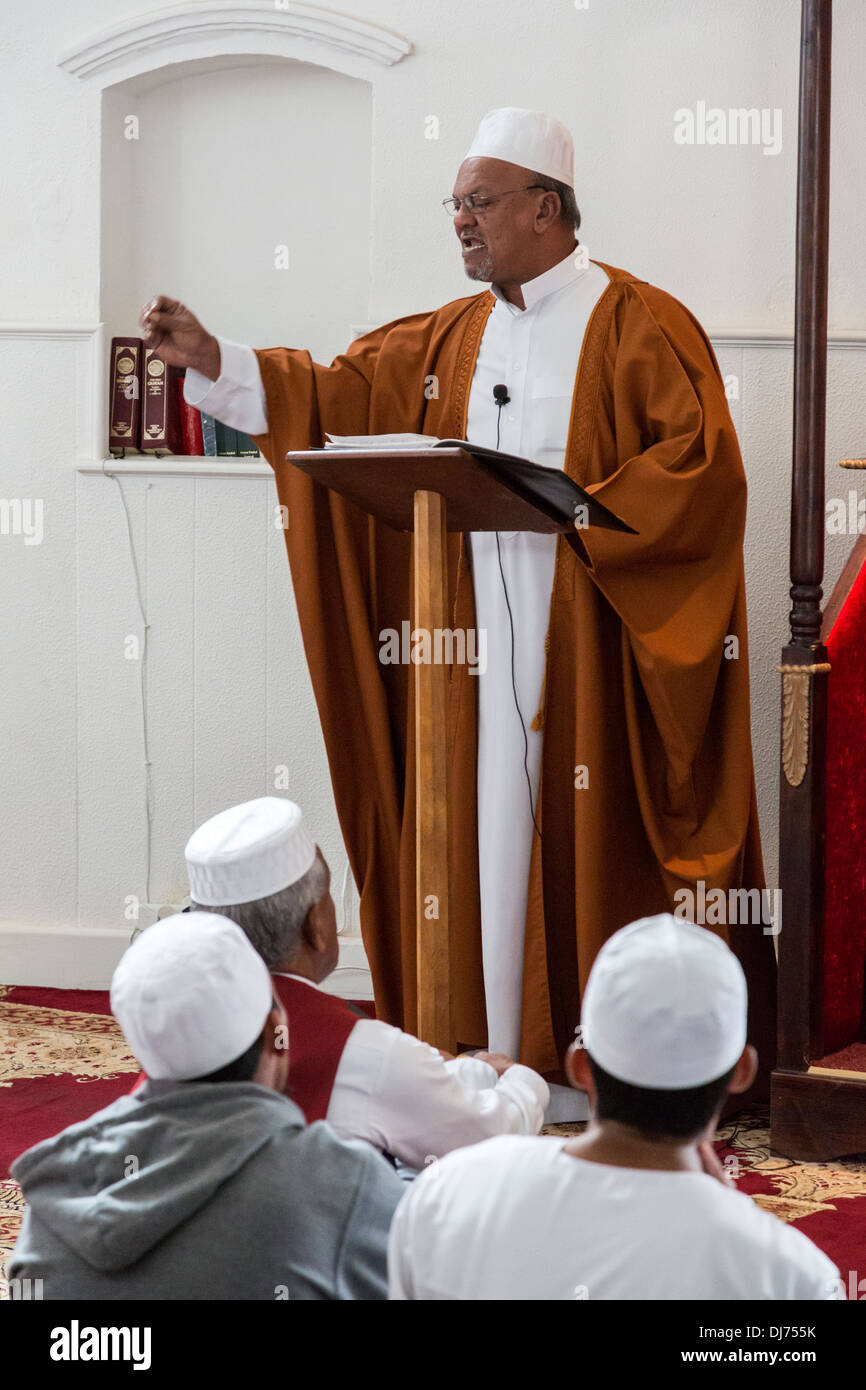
[{"left": 287, "top": 443, "right": 633, "bottom": 1050}]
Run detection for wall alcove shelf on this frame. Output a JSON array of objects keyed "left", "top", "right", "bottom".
[{"left": 78, "top": 457, "right": 272, "bottom": 478}]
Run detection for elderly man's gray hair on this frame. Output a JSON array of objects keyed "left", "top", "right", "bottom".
[
  {"left": 191, "top": 854, "right": 329, "bottom": 971},
  {"left": 532, "top": 171, "right": 581, "bottom": 232}
]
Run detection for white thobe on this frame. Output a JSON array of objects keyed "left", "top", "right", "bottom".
[
  {"left": 186, "top": 251, "right": 609, "bottom": 1061},
  {"left": 387, "top": 1135, "right": 844, "bottom": 1300},
  {"left": 274, "top": 973, "right": 548, "bottom": 1171},
  {"left": 465, "top": 254, "right": 608, "bottom": 1056}
]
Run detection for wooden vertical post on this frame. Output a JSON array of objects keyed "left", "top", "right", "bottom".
[
  {"left": 413, "top": 489, "right": 454, "bottom": 1050},
  {"left": 776, "top": 0, "right": 833, "bottom": 1075}
]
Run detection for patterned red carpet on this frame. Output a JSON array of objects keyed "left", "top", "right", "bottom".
[{"left": 2, "top": 983, "right": 865, "bottom": 1296}]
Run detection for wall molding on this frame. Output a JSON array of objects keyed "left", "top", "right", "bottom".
[
  {"left": 0, "top": 924, "right": 134, "bottom": 991},
  {"left": 352, "top": 323, "right": 866, "bottom": 351},
  {"left": 1, "top": 923, "right": 371, "bottom": 996},
  {"left": 0, "top": 324, "right": 101, "bottom": 338},
  {"left": 57, "top": 1, "right": 412, "bottom": 88},
  {"left": 711, "top": 329, "right": 866, "bottom": 350},
  {"left": 5, "top": 321, "right": 866, "bottom": 349}
]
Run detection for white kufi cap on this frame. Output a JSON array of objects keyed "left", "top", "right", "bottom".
[
  {"left": 185, "top": 797, "right": 317, "bottom": 906},
  {"left": 110, "top": 912, "right": 273, "bottom": 1080},
  {"left": 580, "top": 914, "right": 748, "bottom": 1089},
  {"left": 464, "top": 107, "right": 575, "bottom": 188}
]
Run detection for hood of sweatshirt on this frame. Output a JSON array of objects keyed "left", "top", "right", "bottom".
[{"left": 11, "top": 1080, "right": 304, "bottom": 1272}]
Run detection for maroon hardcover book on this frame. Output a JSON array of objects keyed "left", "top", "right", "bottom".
[
  {"left": 140, "top": 349, "right": 184, "bottom": 454},
  {"left": 176, "top": 377, "right": 204, "bottom": 455},
  {"left": 108, "top": 338, "right": 143, "bottom": 456}
]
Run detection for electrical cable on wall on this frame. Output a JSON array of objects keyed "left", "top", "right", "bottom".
[
  {"left": 106, "top": 468, "right": 363, "bottom": 942},
  {"left": 109, "top": 472, "right": 156, "bottom": 930}
]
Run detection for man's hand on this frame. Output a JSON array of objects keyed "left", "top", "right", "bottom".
[
  {"left": 469, "top": 1050, "right": 515, "bottom": 1076},
  {"left": 698, "top": 1139, "right": 734, "bottom": 1187},
  {"left": 139, "top": 296, "right": 221, "bottom": 381}
]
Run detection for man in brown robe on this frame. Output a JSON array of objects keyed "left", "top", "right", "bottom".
[{"left": 142, "top": 107, "right": 775, "bottom": 1094}]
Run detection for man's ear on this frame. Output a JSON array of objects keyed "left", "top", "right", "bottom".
[
  {"left": 253, "top": 1001, "right": 290, "bottom": 1091},
  {"left": 726, "top": 1044, "right": 758, "bottom": 1095},
  {"left": 302, "top": 897, "right": 331, "bottom": 954},
  {"left": 536, "top": 189, "right": 561, "bottom": 233},
  {"left": 261, "top": 1002, "right": 288, "bottom": 1058},
  {"left": 565, "top": 1040, "right": 594, "bottom": 1096},
  {"left": 300, "top": 905, "right": 318, "bottom": 951}
]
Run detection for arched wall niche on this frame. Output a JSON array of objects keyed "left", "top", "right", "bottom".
[
  {"left": 100, "top": 54, "right": 376, "bottom": 368},
  {"left": 58, "top": 2, "right": 412, "bottom": 88},
  {"left": 59, "top": 2, "right": 413, "bottom": 453}
]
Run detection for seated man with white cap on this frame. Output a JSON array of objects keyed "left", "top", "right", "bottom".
[
  {"left": 9, "top": 913, "right": 405, "bottom": 1300},
  {"left": 388, "top": 915, "right": 841, "bottom": 1301},
  {"left": 185, "top": 797, "right": 549, "bottom": 1170}
]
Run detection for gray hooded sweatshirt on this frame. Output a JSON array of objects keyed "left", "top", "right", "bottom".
[{"left": 10, "top": 1079, "right": 405, "bottom": 1300}]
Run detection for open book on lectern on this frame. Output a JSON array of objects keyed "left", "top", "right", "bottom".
[{"left": 319, "top": 433, "right": 637, "bottom": 542}]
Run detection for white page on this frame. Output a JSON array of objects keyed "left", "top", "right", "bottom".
[{"left": 323, "top": 432, "right": 442, "bottom": 450}]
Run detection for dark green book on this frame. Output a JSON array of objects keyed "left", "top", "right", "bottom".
[
  {"left": 216, "top": 423, "right": 237, "bottom": 456},
  {"left": 235, "top": 431, "right": 260, "bottom": 457}
]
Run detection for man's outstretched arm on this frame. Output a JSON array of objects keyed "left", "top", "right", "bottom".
[{"left": 139, "top": 295, "right": 268, "bottom": 435}]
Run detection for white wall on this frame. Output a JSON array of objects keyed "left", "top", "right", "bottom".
[
  {"left": 101, "top": 55, "right": 372, "bottom": 358},
  {"left": 1, "top": 0, "right": 864, "bottom": 986}
]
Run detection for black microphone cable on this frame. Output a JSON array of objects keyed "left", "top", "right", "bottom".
[{"left": 492, "top": 384, "right": 542, "bottom": 840}]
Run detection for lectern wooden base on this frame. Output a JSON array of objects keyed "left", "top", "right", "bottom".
[{"left": 413, "top": 490, "right": 453, "bottom": 1051}]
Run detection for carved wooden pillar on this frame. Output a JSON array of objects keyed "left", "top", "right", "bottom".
[{"left": 776, "top": 0, "right": 832, "bottom": 1075}]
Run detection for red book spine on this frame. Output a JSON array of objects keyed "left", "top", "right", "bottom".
[
  {"left": 108, "top": 338, "right": 142, "bottom": 456},
  {"left": 140, "top": 350, "right": 184, "bottom": 454},
  {"left": 176, "top": 377, "right": 204, "bottom": 455}
]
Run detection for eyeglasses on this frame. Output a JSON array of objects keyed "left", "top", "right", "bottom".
[{"left": 442, "top": 185, "right": 544, "bottom": 217}]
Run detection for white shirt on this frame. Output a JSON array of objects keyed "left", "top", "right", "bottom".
[
  {"left": 465, "top": 256, "right": 609, "bottom": 1057},
  {"left": 387, "top": 1135, "right": 843, "bottom": 1301},
  {"left": 185, "top": 253, "right": 609, "bottom": 1063},
  {"left": 274, "top": 975, "right": 548, "bottom": 1171}
]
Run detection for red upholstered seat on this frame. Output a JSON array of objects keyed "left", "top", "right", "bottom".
[{"left": 823, "top": 555, "right": 866, "bottom": 1054}]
